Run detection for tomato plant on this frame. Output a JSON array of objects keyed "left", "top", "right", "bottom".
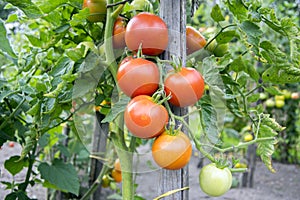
[
  {"left": 82, "top": 0, "right": 107, "bottom": 22},
  {"left": 152, "top": 130, "right": 192, "bottom": 170},
  {"left": 199, "top": 163, "right": 232, "bottom": 197},
  {"left": 117, "top": 57, "right": 160, "bottom": 97},
  {"left": 186, "top": 26, "right": 207, "bottom": 55},
  {"left": 124, "top": 95, "right": 168, "bottom": 139},
  {"left": 164, "top": 67, "right": 205, "bottom": 107},
  {"left": 125, "top": 12, "right": 168, "bottom": 55},
  {"left": 113, "top": 17, "right": 126, "bottom": 49}
]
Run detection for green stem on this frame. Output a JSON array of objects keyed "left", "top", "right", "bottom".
[
  {"left": 230, "top": 168, "right": 247, "bottom": 173},
  {"left": 0, "top": 98, "right": 25, "bottom": 130},
  {"left": 204, "top": 24, "right": 237, "bottom": 50},
  {"left": 23, "top": 141, "right": 37, "bottom": 191},
  {"left": 80, "top": 165, "right": 110, "bottom": 200}
]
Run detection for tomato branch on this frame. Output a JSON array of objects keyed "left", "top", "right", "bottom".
[{"left": 107, "top": 0, "right": 129, "bottom": 8}]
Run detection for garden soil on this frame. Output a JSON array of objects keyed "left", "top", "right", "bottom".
[{"left": 1, "top": 142, "right": 299, "bottom": 200}]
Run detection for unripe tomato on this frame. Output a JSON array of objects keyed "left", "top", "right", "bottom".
[
  {"left": 101, "top": 175, "right": 110, "bottom": 188},
  {"left": 199, "top": 163, "right": 232, "bottom": 197},
  {"left": 117, "top": 58, "right": 159, "bottom": 98},
  {"left": 213, "top": 43, "right": 228, "bottom": 57},
  {"left": 124, "top": 95, "right": 169, "bottom": 139},
  {"left": 282, "top": 89, "right": 291, "bottom": 99},
  {"left": 152, "top": 131, "right": 192, "bottom": 170},
  {"left": 274, "top": 95, "right": 285, "bottom": 101},
  {"left": 114, "top": 158, "right": 121, "bottom": 172},
  {"left": 259, "top": 93, "right": 268, "bottom": 100},
  {"left": 131, "top": 0, "right": 153, "bottom": 12},
  {"left": 265, "top": 98, "right": 275, "bottom": 108},
  {"left": 243, "top": 133, "right": 253, "bottom": 142},
  {"left": 186, "top": 26, "right": 206, "bottom": 55},
  {"left": 113, "top": 17, "right": 126, "bottom": 49},
  {"left": 275, "top": 99, "right": 285, "bottom": 108},
  {"left": 83, "top": 0, "right": 107, "bottom": 22},
  {"left": 125, "top": 12, "right": 168, "bottom": 55},
  {"left": 111, "top": 169, "right": 122, "bottom": 183},
  {"left": 164, "top": 67, "right": 205, "bottom": 107}
]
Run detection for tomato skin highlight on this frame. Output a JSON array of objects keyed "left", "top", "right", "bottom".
[
  {"left": 113, "top": 17, "right": 126, "bottom": 49},
  {"left": 199, "top": 163, "right": 232, "bottom": 197},
  {"left": 152, "top": 131, "right": 192, "bottom": 170},
  {"left": 125, "top": 12, "right": 168, "bottom": 55},
  {"left": 117, "top": 58, "right": 159, "bottom": 98},
  {"left": 124, "top": 95, "right": 169, "bottom": 139},
  {"left": 186, "top": 26, "right": 207, "bottom": 55},
  {"left": 83, "top": 0, "right": 107, "bottom": 22},
  {"left": 164, "top": 67, "right": 205, "bottom": 107}
]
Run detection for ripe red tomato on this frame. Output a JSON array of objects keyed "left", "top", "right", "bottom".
[
  {"left": 124, "top": 95, "right": 169, "bottom": 139},
  {"left": 152, "top": 131, "right": 192, "bottom": 170},
  {"left": 83, "top": 0, "right": 107, "bottom": 22},
  {"left": 125, "top": 12, "right": 168, "bottom": 55},
  {"left": 199, "top": 163, "right": 232, "bottom": 197},
  {"left": 164, "top": 67, "right": 205, "bottom": 107},
  {"left": 117, "top": 58, "right": 159, "bottom": 97},
  {"left": 8, "top": 141, "right": 15, "bottom": 148},
  {"left": 186, "top": 26, "right": 207, "bottom": 55},
  {"left": 113, "top": 17, "right": 126, "bottom": 49}
]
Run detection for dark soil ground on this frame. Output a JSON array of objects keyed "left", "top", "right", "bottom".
[{"left": 1, "top": 142, "right": 300, "bottom": 200}]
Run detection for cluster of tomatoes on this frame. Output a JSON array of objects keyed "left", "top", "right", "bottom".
[
  {"left": 113, "top": 12, "right": 207, "bottom": 171},
  {"left": 83, "top": 1, "right": 233, "bottom": 197}
]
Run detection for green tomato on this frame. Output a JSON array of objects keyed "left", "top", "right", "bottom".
[
  {"left": 131, "top": 0, "right": 153, "bottom": 12},
  {"left": 275, "top": 100, "right": 285, "bottom": 108},
  {"left": 259, "top": 93, "right": 268, "bottom": 100},
  {"left": 265, "top": 98, "right": 275, "bottom": 108},
  {"left": 282, "top": 89, "right": 291, "bottom": 99},
  {"left": 199, "top": 163, "right": 232, "bottom": 197},
  {"left": 206, "top": 40, "right": 228, "bottom": 57}
]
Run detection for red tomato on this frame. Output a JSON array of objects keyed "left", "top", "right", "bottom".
[
  {"left": 113, "top": 17, "right": 126, "bottom": 49},
  {"left": 152, "top": 131, "right": 192, "bottom": 170},
  {"left": 124, "top": 95, "right": 169, "bottom": 139},
  {"left": 186, "top": 26, "right": 207, "bottom": 55},
  {"left": 83, "top": 0, "right": 107, "bottom": 22},
  {"left": 164, "top": 67, "right": 205, "bottom": 107},
  {"left": 8, "top": 141, "right": 15, "bottom": 148},
  {"left": 125, "top": 12, "right": 168, "bottom": 55},
  {"left": 111, "top": 169, "right": 122, "bottom": 183},
  {"left": 117, "top": 58, "right": 159, "bottom": 97}
]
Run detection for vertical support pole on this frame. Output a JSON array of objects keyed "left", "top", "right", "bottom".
[{"left": 159, "top": 1, "right": 188, "bottom": 199}]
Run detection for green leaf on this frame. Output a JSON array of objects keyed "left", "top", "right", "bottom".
[
  {"left": 246, "top": 64, "right": 260, "bottom": 82},
  {"left": 198, "top": 96, "right": 219, "bottom": 144},
  {"left": 263, "top": 86, "right": 282, "bottom": 95},
  {"left": 247, "top": 93, "right": 260, "bottom": 103},
  {"left": 0, "top": 20, "right": 17, "bottom": 58},
  {"left": 38, "top": 159, "right": 80, "bottom": 195},
  {"left": 36, "top": 0, "right": 68, "bottom": 13},
  {"left": 262, "top": 64, "right": 300, "bottom": 84},
  {"left": 216, "top": 30, "right": 236, "bottom": 44},
  {"left": 229, "top": 56, "right": 246, "bottom": 72},
  {"left": 210, "top": 4, "right": 225, "bottom": 22},
  {"left": 4, "top": 156, "right": 28, "bottom": 176},
  {"left": 5, "top": 191, "right": 30, "bottom": 200},
  {"left": 257, "top": 140, "right": 277, "bottom": 173},
  {"left": 261, "top": 114, "right": 285, "bottom": 132},
  {"left": 102, "top": 95, "right": 130, "bottom": 123},
  {"left": 239, "top": 21, "right": 262, "bottom": 48},
  {"left": 25, "top": 34, "right": 42, "bottom": 47},
  {"left": 226, "top": 0, "right": 248, "bottom": 21},
  {"left": 5, "top": 0, "right": 43, "bottom": 19}
]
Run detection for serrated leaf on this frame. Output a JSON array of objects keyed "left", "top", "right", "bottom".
[
  {"left": 239, "top": 21, "right": 262, "bottom": 48},
  {"left": 102, "top": 95, "right": 130, "bottom": 123},
  {"left": 4, "top": 156, "right": 28, "bottom": 176},
  {"left": 247, "top": 93, "right": 260, "bottom": 103},
  {"left": 216, "top": 30, "right": 236, "bottom": 44},
  {"left": 199, "top": 96, "right": 219, "bottom": 144},
  {"left": 259, "top": 124, "right": 278, "bottom": 137},
  {"left": 210, "top": 4, "right": 225, "bottom": 22},
  {"left": 263, "top": 86, "right": 282, "bottom": 95},
  {"left": 0, "top": 20, "right": 17, "bottom": 58},
  {"left": 6, "top": 0, "right": 43, "bottom": 19},
  {"left": 257, "top": 140, "right": 277, "bottom": 173},
  {"left": 38, "top": 159, "right": 80, "bottom": 195},
  {"left": 261, "top": 114, "right": 285, "bottom": 132},
  {"left": 229, "top": 56, "right": 246, "bottom": 72},
  {"left": 36, "top": 0, "right": 68, "bottom": 13},
  {"left": 262, "top": 65, "right": 300, "bottom": 84},
  {"left": 226, "top": 0, "right": 248, "bottom": 21}
]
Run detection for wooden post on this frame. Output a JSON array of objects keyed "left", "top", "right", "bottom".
[{"left": 159, "top": 1, "right": 188, "bottom": 199}]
